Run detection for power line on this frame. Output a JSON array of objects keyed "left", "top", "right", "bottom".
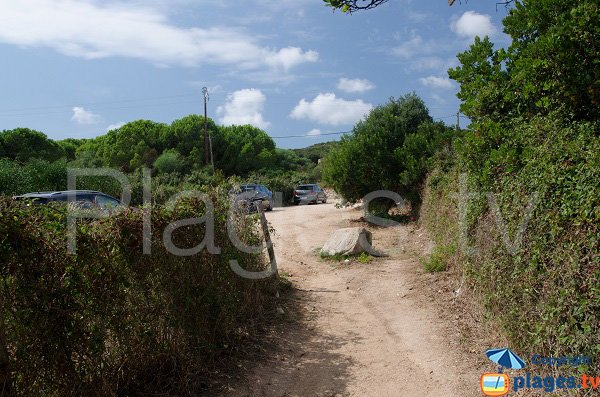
[
  {"left": 271, "top": 113, "right": 465, "bottom": 139},
  {"left": 270, "top": 131, "right": 351, "bottom": 139},
  {"left": 435, "top": 114, "right": 458, "bottom": 120}
]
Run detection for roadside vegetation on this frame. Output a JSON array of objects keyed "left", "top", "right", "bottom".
[
  {"left": 425, "top": 0, "right": 598, "bottom": 373},
  {"left": 0, "top": 187, "right": 279, "bottom": 395}
]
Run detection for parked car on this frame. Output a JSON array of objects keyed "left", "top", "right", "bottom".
[
  {"left": 293, "top": 184, "right": 327, "bottom": 205},
  {"left": 13, "top": 190, "right": 122, "bottom": 210},
  {"left": 232, "top": 184, "right": 274, "bottom": 213}
]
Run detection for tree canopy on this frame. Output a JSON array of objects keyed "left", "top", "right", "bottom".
[
  {"left": 0, "top": 114, "right": 328, "bottom": 183},
  {"left": 448, "top": 0, "right": 599, "bottom": 123},
  {"left": 322, "top": 93, "right": 453, "bottom": 204},
  {"left": 0, "top": 128, "right": 65, "bottom": 163}
]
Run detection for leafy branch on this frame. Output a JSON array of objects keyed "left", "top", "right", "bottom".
[{"left": 323, "top": 0, "right": 389, "bottom": 13}]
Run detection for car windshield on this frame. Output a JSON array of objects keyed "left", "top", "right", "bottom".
[
  {"left": 297, "top": 185, "right": 314, "bottom": 190},
  {"left": 240, "top": 186, "right": 258, "bottom": 192},
  {"left": 96, "top": 195, "right": 120, "bottom": 209}
]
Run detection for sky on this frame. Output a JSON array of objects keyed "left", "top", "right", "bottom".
[{"left": 0, "top": 0, "right": 512, "bottom": 149}]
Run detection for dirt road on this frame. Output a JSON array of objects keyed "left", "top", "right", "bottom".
[{"left": 229, "top": 202, "right": 488, "bottom": 397}]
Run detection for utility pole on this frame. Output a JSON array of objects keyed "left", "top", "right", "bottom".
[
  {"left": 456, "top": 111, "right": 460, "bottom": 132},
  {"left": 202, "top": 87, "right": 210, "bottom": 166}
]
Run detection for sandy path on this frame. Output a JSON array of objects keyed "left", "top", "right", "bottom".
[{"left": 229, "top": 202, "right": 486, "bottom": 397}]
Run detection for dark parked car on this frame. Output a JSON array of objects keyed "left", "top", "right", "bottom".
[
  {"left": 13, "top": 190, "right": 122, "bottom": 210},
  {"left": 293, "top": 184, "right": 327, "bottom": 205},
  {"left": 232, "top": 184, "right": 274, "bottom": 212}
]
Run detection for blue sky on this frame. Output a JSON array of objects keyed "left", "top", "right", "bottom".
[{"left": 0, "top": 0, "right": 511, "bottom": 148}]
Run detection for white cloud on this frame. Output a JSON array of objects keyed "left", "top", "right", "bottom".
[
  {"left": 71, "top": 107, "right": 101, "bottom": 125},
  {"left": 451, "top": 11, "right": 497, "bottom": 39},
  {"left": 0, "top": 0, "right": 318, "bottom": 71},
  {"left": 217, "top": 88, "right": 270, "bottom": 129},
  {"left": 337, "top": 78, "right": 375, "bottom": 93},
  {"left": 419, "top": 76, "right": 454, "bottom": 89},
  {"left": 106, "top": 121, "right": 126, "bottom": 132},
  {"left": 307, "top": 128, "right": 321, "bottom": 136},
  {"left": 264, "top": 47, "right": 318, "bottom": 71},
  {"left": 392, "top": 33, "right": 435, "bottom": 59},
  {"left": 290, "top": 93, "right": 373, "bottom": 126}
]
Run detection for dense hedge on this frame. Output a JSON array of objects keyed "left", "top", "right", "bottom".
[
  {"left": 421, "top": 116, "right": 599, "bottom": 373},
  {"left": 0, "top": 189, "right": 276, "bottom": 396},
  {"left": 322, "top": 94, "right": 454, "bottom": 207}
]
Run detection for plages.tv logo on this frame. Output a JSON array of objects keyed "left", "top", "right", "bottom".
[
  {"left": 480, "top": 348, "right": 598, "bottom": 395},
  {"left": 480, "top": 348, "right": 526, "bottom": 396}
]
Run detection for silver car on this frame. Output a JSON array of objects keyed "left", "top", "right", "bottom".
[{"left": 293, "top": 184, "right": 327, "bottom": 205}]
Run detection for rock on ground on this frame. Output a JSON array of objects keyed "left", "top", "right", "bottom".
[{"left": 321, "top": 227, "right": 373, "bottom": 256}]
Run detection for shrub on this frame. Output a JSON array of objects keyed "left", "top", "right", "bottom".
[
  {"left": 153, "top": 149, "right": 185, "bottom": 174},
  {"left": 0, "top": 186, "right": 276, "bottom": 396},
  {"left": 322, "top": 94, "right": 454, "bottom": 206},
  {"left": 420, "top": 116, "right": 600, "bottom": 374}
]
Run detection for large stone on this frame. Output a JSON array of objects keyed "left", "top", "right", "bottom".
[{"left": 321, "top": 227, "right": 373, "bottom": 256}]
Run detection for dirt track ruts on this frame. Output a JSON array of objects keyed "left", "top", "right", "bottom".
[{"left": 228, "top": 202, "right": 487, "bottom": 397}]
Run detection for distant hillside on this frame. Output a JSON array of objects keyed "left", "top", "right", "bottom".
[{"left": 292, "top": 141, "right": 339, "bottom": 164}]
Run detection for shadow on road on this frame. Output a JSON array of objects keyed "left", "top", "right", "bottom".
[{"left": 222, "top": 287, "right": 358, "bottom": 397}]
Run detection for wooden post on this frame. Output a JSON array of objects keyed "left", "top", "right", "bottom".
[{"left": 256, "top": 202, "right": 278, "bottom": 277}]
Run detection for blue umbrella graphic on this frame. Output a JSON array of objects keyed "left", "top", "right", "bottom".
[{"left": 486, "top": 348, "right": 526, "bottom": 371}]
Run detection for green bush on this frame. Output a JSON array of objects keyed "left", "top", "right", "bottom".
[
  {"left": 435, "top": 0, "right": 600, "bottom": 373},
  {"left": 322, "top": 94, "right": 454, "bottom": 206},
  {"left": 0, "top": 159, "right": 68, "bottom": 196},
  {"left": 422, "top": 244, "right": 456, "bottom": 273},
  {"left": 0, "top": 128, "right": 65, "bottom": 163},
  {"left": 420, "top": 116, "right": 599, "bottom": 373},
  {"left": 153, "top": 149, "right": 186, "bottom": 174},
  {"left": 0, "top": 187, "right": 276, "bottom": 396}
]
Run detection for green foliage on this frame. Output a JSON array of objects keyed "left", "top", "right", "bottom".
[
  {"left": 322, "top": 93, "right": 453, "bottom": 205},
  {"left": 214, "top": 124, "right": 276, "bottom": 175},
  {"left": 90, "top": 120, "right": 166, "bottom": 172},
  {"left": 422, "top": 116, "right": 599, "bottom": 372},
  {"left": 1, "top": 114, "right": 324, "bottom": 192},
  {"left": 449, "top": 0, "right": 599, "bottom": 123},
  {"left": 422, "top": 244, "right": 456, "bottom": 273},
  {"left": 163, "top": 114, "right": 219, "bottom": 171},
  {"left": 357, "top": 252, "right": 372, "bottom": 264},
  {"left": 318, "top": 250, "right": 373, "bottom": 264},
  {"left": 56, "top": 138, "right": 86, "bottom": 161},
  {"left": 0, "top": 128, "right": 65, "bottom": 163},
  {"left": 425, "top": 0, "right": 600, "bottom": 374},
  {"left": 153, "top": 149, "right": 185, "bottom": 174},
  {"left": 0, "top": 187, "right": 276, "bottom": 395},
  {"left": 0, "top": 159, "right": 68, "bottom": 196},
  {"left": 292, "top": 141, "right": 339, "bottom": 165},
  {"left": 323, "top": 0, "right": 387, "bottom": 13}
]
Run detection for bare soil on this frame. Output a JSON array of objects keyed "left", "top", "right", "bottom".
[{"left": 224, "top": 202, "right": 496, "bottom": 397}]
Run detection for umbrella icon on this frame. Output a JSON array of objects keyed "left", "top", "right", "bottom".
[{"left": 486, "top": 348, "right": 526, "bottom": 371}]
